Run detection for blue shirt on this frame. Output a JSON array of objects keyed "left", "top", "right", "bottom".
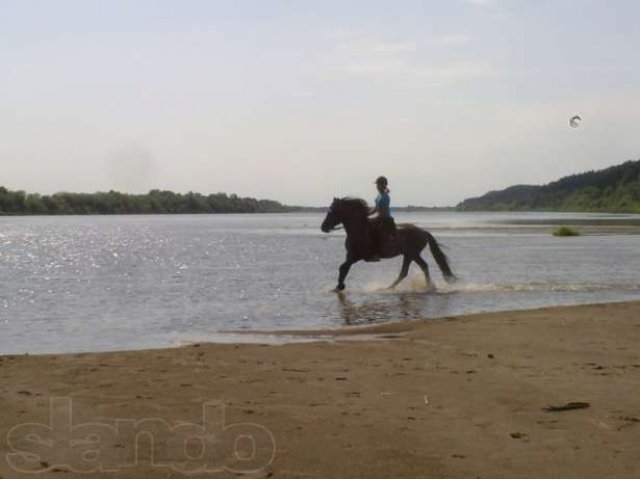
[{"left": 375, "top": 193, "right": 391, "bottom": 217}]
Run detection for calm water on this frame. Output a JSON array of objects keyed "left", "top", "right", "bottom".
[{"left": 1, "top": 212, "right": 640, "bottom": 354}]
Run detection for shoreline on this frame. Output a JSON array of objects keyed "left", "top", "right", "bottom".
[
  {"left": 220, "top": 298, "right": 640, "bottom": 339},
  {"left": 1, "top": 300, "right": 640, "bottom": 477},
  {"left": 5, "top": 297, "right": 640, "bottom": 357}
]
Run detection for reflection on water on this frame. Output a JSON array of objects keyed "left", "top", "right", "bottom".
[
  {"left": 335, "top": 291, "right": 433, "bottom": 326},
  {"left": 0, "top": 212, "right": 639, "bottom": 354}
]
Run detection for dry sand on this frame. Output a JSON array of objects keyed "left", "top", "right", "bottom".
[{"left": 1, "top": 301, "right": 640, "bottom": 478}]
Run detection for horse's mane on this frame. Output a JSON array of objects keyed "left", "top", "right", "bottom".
[{"left": 339, "top": 197, "right": 369, "bottom": 219}]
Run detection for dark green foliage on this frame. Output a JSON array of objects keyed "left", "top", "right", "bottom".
[
  {"left": 0, "top": 188, "right": 295, "bottom": 215},
  {"left": 458, "top": 160, "right": 640, "bottom": 213},
  {"left": 553, "top": 226, "right": 580, "bottom": 237}
]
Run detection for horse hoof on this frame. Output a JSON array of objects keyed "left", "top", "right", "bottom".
[{"left": 334, "top": 284, "right": 345, "bottom": 292}]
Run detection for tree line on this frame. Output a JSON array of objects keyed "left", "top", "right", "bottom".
[
  {"left": 0, "top": 188, "right": 296, "bottom": 215},
  {"left": 457, "top": 159, "right": 640, "bottom": 213}
]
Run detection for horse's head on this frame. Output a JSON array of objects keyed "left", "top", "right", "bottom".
[
  {"left": 321, "top": 197, "right": 368, "bottom": 233},
  {"left": 321, "top": 197, "right": 342, "bottom": 233}
]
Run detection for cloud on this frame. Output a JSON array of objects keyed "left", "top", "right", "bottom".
[
  {"left": 306, "top": 34, "right": 494, "bottom": 88},
  {"left": 340, "top": 39, "right": 418, "bottom": 56},
  {"left": 428, "top": 34, "right": 472, "bottom": 48},
  {"left": 465, "top": 0, "right": 511, "bottom": 20},
  {"left": 340, "top": 59, "right": 495, "bottom": 86},
  {"left": 426, "top": 61, "right": 496, "bottom": 86}
]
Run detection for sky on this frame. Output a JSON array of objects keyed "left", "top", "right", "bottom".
[{"left": 1, "top": 0, "right": 640, "bottom": 206}]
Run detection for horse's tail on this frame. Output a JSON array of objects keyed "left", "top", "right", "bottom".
[{"left": 423, "top": 231, "right": 457, "bottom": 283}]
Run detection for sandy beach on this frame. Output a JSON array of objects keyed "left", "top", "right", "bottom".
[{"left": 1, "top": 300, "right": 640, "bottom": 478}]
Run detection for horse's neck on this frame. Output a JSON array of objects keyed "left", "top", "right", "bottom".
[{"left": 343, "top": 214, "right": 369, "bottom": 240}]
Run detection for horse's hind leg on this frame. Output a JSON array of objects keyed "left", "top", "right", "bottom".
[
  {"left": 388, "top": 255, "right": 411, "bottom": 290},
  {"left": 414, "top": 255, "right": 435, "bottom": 291}
]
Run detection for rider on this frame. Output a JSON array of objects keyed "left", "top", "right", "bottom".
[{"left": 368, "top": 176, "right": 396, "bottom": 260}]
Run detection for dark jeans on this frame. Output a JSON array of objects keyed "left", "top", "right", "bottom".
[{"left": 370, "top": 216, "right": 396, "bottom": 255}]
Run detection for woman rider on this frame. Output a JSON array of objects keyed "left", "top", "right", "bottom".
[{"left": 368, "top": 176, "right": 396, "bottom": 259}]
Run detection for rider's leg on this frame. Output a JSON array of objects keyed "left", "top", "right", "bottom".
[{"left": 367, "top": 218, "right": 381, "bottom": 261}]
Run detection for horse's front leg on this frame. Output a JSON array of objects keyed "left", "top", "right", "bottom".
[{"left": 335, "top": 258, "right": 356, "bottom": 291}]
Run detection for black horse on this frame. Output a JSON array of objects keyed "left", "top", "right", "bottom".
[{"left": 321, "top": 197, "right": 456, "bottom": 291}]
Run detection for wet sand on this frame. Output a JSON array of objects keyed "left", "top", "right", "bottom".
[{"left": 1, "top": 301, "right": 640, "bottom": 478}]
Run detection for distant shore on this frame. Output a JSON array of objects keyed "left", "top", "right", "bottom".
[{"left": 2, "top": 300, "right": 640, "bottom": 477}]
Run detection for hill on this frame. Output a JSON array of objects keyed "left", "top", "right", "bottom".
[{"left": 457, "top": 159, "right": 640, "bottom": 213}]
